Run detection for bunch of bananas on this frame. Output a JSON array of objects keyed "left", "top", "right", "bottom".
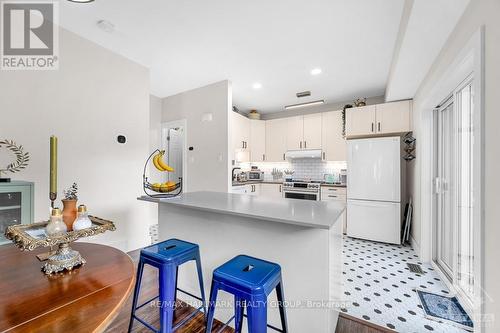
[
  {"left": 152, "top": 150, "right": 174, "bottom": 172},
  {"left": 151, "top": 181, "right": 177, "bottom": 193}
]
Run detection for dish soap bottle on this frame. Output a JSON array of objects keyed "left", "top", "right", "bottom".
[
  {"left": 45, "top": 208, "right": 67, "bottom": 237},
  {"left": 73, "top": 205, "right": 92, "bottom": 231}
]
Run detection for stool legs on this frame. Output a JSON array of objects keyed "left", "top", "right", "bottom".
[
  {"left": 276, "top": 280, "right": 288, "bottom": 333},
  {"left": 195, "top": 251, "right": 207, "bottom": 318},
  {"left": 234, "top": 297, "right": 245, "bottom": 333},
  {"left": 159, "top": 265, "right": 177, "bottom": 333},
  {"left": 247, "top": 297, "right": 267, "bottom": 333},
  {"left": 128, "top": 258, "right": 145, "bottom": 332},
  {"left": 205, "top": 281, "right": 220, "bottom": 333}
]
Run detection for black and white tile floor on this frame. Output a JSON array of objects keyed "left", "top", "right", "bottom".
[{"left": 341, "top": 236, "right": 468, "bottom": 333}]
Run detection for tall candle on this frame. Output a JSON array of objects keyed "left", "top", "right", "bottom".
[{"left": 49, "top": 136, "right": 58, "bottom": 197}]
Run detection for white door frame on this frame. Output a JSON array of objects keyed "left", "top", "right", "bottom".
[
  {"left": 417, "top": 27, "right": 484, "bottom": 328},
  {"left": 162, "top": 119, "right": 188, "bottom": 192}
]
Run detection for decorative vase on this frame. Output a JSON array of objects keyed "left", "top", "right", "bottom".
[{"left": 62, "top": 199, "right": 77, "bottom": 231}]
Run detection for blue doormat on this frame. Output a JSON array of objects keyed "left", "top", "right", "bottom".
[{"left": 417, "top": 290, "right": 473, "bottom": 331}]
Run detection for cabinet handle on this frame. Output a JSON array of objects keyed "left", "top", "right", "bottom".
[
  {"left": 371, "top": 123, "right": 374, "bottom": 132},
  {"left": 304, "top": 141, "right": 307, "bottom": 149},
  {"left": 378, "top": 122, "right": 381, "bottom": 132},
  {"left": 322, "top": 152, "right": 326, "bottom": 160},
  {"left": 242, "top": 141, "right": 245, "bottom": 148},
  {"left": 263, "top": 154, "right": 265, "bottom": 161},
  {"left": 283, "top": 153, "right": 285, "bottom": 160},
  {"left": 328, "top": 188, "right": 338, "bottom": 191},
  {"left": 300, "top": 141, "right": 302, "bottom": 149},
  {"left": 328, "top": 195, "right": 338, "bottom": 198},
  {"left": 279, "top": 185, "right": 282, "bottom": 192}
]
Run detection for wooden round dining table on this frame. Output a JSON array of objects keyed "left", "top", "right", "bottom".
[{"left": 0, "top": 242, "right": 135, "bottom": 333}]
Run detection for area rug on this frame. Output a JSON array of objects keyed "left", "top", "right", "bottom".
[{"left": 416, "top": 290, "right": 474, "bottom": 331}]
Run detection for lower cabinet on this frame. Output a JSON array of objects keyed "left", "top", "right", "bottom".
[
  {"left": 259, "top": 183, "right": 283, "bottom": 199},
  {"left": 321, "top": 186, "right": 347, "bottom": 234}
]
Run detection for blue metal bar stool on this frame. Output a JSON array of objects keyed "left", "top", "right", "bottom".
[
  {"left": 128, "top": 239, "right": 207, "bottom": 333},
  {"left": 205, "top": 255, "right": 288, "bottom": 333}
]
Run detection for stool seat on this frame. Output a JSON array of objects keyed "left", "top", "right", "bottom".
[
  {"left": 141, "top": 238, "right": 198, "bottom": 264},
  {"left": 129, "top": 239, "right": 206, "bottom": 333},
  {"left": 206, "top": 255, "right": 288, "bottom": 333},
  {"left": 214, "top": 255, "right": 281, "bottom": 295}
]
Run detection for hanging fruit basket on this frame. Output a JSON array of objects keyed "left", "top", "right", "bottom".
[{"left": 143, "top": 149, "right": 182, "bottom": 198}]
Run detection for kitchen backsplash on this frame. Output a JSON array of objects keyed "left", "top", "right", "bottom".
[{"left": 237, "top": 159, "right": 347, "bottom": 181}]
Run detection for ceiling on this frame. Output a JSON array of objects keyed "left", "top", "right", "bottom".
[
  {"left": 58, "top": 0, "right": 466, "bottom": 114},
  {"left": 385, "top": 0, "right": 470, "bottom": 101}
]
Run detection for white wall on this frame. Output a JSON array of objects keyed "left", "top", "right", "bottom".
[
  {"left": 0, "top": 27, "right": 154, "bottom": 252},
  {"left": 161, "top": 80, "right": 231, "bottom": 193},
  {"left": 411, "top": 0, "right": 500, "bottom": 330}
]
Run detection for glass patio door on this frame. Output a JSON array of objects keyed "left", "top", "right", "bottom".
[
  {"left": 434, "top": 98, "right": 455, "bottom": 279},
  {"left": 433, "top": 77, "right": 476, "bottom": 305}
]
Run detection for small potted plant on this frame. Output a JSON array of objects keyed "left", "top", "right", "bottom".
[{"left": 62, "top": 183, "right": 78, "bottom": 231}]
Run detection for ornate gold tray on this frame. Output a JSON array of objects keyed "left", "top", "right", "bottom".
[{"left": 4, "top": 216, "right": 115, "bottom": 274}]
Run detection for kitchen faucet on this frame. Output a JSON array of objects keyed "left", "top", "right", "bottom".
[{"left": 232, "top": 167, "right": 241, "bottom": 182}]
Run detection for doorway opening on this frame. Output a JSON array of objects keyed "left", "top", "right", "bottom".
[{"left": 162, "top": 120, "right": 187, "bottom": 190}]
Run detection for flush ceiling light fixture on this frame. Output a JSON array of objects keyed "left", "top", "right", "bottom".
[
  {"left": 310, "top": 68, "right": 322, "bottom": 75},
  {"left": 284, "top": 100, "right": 324, "bottom": 110},
  {"left": 252, "top": 82, "right": 262, "bottom": 89},
  {"left": 67, "top": 0, "right": 95, "bottom": 3}
]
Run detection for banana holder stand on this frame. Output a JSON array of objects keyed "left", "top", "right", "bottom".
[{"left": 143, "top": 149, "right": 182, "bottom": 198}]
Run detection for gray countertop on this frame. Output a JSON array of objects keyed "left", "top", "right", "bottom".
[{"left": 138, "top": 191, "right": 345, "bottom": 229}]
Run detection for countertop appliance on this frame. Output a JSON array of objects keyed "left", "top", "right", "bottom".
[
  {"left": 246, "top": 170, "right": 264, "bottom": 181},
  {"left": 347, "top": 137, "right": 405, "bottom": 244},
  {"left": 282, "top": 179, "right": 321, "bottom": 201}
]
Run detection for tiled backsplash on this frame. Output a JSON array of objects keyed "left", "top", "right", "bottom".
[{"left": 237, "top": 159, "right": 347, "bottom": 181}]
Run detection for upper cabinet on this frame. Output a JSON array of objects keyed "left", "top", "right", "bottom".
[
  {"left": 286, "top": 114, "right": 322, "bottom": 150},
  {"left": 250, "top": 119, "right": 266, "bottom": 162},
  {"left": 345, "top": 105, "right": 377, "bottom": 136},
  {"left": 345, "top": 100, "right": 411, "bottom": 138},
  {"left": 375, "top": 100, "right": 411, "bottom": 134},
  {"left": 322, "top": 111, "right": 346, "bottom": 161},
  {"left": 231, "top": 112, "right": 250, "bottom": 162},
  {"left": 303, "top": 113, "right": 322, "bottom": 149},
  {"left": 286, "top": 116, "right": 304, "bottom": 150},
  {"left": 266, "top": 118, "right": 288, "bottom": 162}
]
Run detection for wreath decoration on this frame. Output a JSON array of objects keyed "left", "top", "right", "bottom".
[{"left": 0, "top": 139, "right": 30, "bottom": 178}]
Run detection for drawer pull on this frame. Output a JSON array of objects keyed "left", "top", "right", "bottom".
[{"left": 328, "top": 195, "right": 338, "bottom": 198}]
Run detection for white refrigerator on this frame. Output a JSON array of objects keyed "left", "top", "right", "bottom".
[{"left": 347, "top": 137, "right": 405, "bottom": 244}]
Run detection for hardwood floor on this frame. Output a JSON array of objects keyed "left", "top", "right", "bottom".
[{"left": 107, "top": 249, "right": 392, "bottom": 333}]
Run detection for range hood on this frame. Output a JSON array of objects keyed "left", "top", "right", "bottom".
[{"left": 285, "top": 149, "right": 322, "bottom": 159}]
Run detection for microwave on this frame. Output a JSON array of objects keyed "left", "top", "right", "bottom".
[{"left": 246, "top": 171, "right": 264, "bottom": 181}]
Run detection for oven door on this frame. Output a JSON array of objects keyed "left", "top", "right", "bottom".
[{"left": 284, "top": 190, "right": 318, "bottom": 201}]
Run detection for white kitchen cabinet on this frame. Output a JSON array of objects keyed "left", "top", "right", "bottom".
[
  {"left": 303, "top": 113, "right": 322, "bottom": 149},
  {"left": 375, "top": 100, "right": 411, "bottom": 134},
  {"left": 345, "top": 100, "right": 412, "bottom": 137},
  {"left": 345, "top": 105, "right": 377, "bottom": 137},
  {"left": 321, "top": 186, "right": 347, "bottom": 234},
  {"left": 250, "top": 120, "right": 266, "bottom": 162},
  {"left": 286, "top": 116, "right": 303, "bottom": 150},
  {"left": 265, "top": 118, "right": 288, "bottom": 161},
  {"left": 231, "top": 112, "right": 250, "bottom": 162},
  {"left": 259, "top": 183, "right": 283, "bottom": 199},
  {"left": 321, "top": 111, "right": 346, "bottom": 161}
]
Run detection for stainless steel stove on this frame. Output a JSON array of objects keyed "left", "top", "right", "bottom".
[{"left": 282, "top": 180, "right": 321, "bottom": 201}]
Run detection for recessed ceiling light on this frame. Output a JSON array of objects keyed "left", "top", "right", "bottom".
[
  {"left": 311, "top": 68, "right": 322, "bottom": 75},
  {"left": 285, "top": 100, "right": 324, "bottom": 110},
  {"left": 252, "top": 82, "right": 262, "bottom": 89}
]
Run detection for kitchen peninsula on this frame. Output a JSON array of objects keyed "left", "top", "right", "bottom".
[{"left": 139, "top": 191, "right": 345, "bottom": 333}]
